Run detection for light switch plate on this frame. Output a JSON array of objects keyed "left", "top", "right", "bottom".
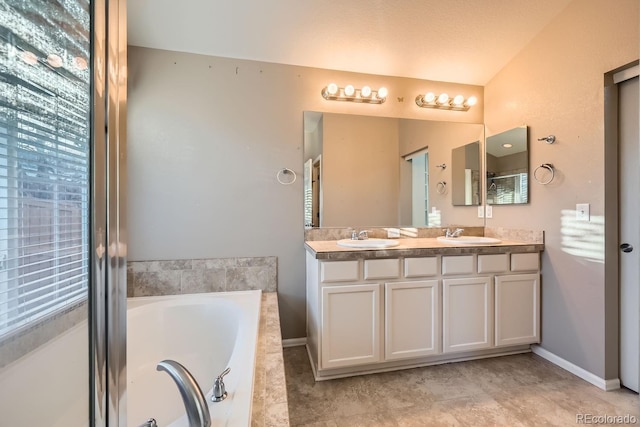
[
  {"left": 576, "top": 203, "right": 590, "bottom": 221},
  {"left": 478, "top": 206, "right": 484, "bottom": 218},
  {"left": 485, "top": 205, "right": 493, "bottom": 218}
]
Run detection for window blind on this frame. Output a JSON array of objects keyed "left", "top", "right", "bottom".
[{"left": 0, "top": 4, "right": 90, "bottom": 339}]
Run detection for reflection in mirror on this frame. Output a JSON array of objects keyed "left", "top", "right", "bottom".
[
  {"left": 451, "top": 141, "right": 481, "bottom": 206},
  {"left": 303, "top": 111, "right": 484, "bottom": 228},
  {"left": 485, "top": 126, "right": 529, "bottom": 204}
]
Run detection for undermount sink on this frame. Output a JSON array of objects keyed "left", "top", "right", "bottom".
[
  {"left": 337, "top": 238, "right": 400, "bottom": 249},
  {"left": 437, "top": 236, "right": 502, "bottom": 245}
]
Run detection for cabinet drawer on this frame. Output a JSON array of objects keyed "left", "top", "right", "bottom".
[
  {"left": 321, "top": 261, "right": 359, "bottom": 282},
  {"left": 478, "top": 254, "right": 509, "bottom": 273},
  {"left": 511, "top": 253, "right": 539, "bottom": 272},
  {"left": 442, "top": 255, "right": 474, "bottom": 275},
  {"left": 404, "top": 257, "right": 438, "bottom": 277},
  {"left": 364, "top": 259, "right": 400, "bottom": 280}
]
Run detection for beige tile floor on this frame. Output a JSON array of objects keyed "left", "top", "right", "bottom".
[{"left": 283, "top": 346, "right": 640, "bottom": 427}]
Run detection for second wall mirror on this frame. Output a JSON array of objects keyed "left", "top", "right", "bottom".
[{"left": 485, "top": 126, "right": 529, "bottom": 205}]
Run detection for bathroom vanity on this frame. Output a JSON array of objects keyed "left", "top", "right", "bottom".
[{"left": 304, "top": 235, "right": 544, "bottom": 380}]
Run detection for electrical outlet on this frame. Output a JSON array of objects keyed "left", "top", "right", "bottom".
[
  {"left": 478, "top": 206, "right": 484, "bottom": 218},
  {"left": 576, "top": 203, "right": 590, "bottom": 221},
  {"left": 485, "top": 205, "right": 493, "bottom": 218}
]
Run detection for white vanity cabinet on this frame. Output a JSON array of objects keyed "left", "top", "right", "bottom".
[
  {"left": 385, "top": 280, "right": 440, "bottom": 360},
  {"left": 321, "top": 283, "right": 382, "bottom": 369},
  {"left": 495, "top": 273, "right": 540, "bottom": 347},
  {"left": 305, "top": 246, "right": 542, "bottom": 380},
  {"left": 442, "top": 276, "right": 493, "bottom": 353}
]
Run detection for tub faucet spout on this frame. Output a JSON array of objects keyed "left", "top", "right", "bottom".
[{"left": 157, "top": 360, "right": 211, "bottom": 427}]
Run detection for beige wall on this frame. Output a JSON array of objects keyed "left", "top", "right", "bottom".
[
  {"left": 322, "top": 114, "right": 400, "bottom": 227},
  {"left": 484, "top": 0, "right": 639, "bottom": 379},
  {"left": 127, "top": 46, "right": 482, "bottom": 339}
]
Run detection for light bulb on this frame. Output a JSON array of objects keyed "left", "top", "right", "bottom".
[
  {"left": 21, "top": 51, "right": 38, "bottom": 65},
  {"left": 47, "top": 54, "right": 63, "bottom": 68},
  {"left": 73, "top": 57, "right": 88, "bottom": 70},
  {"left": 437, "top": 93, "right": 449, "bottom": 105},
  {"left": 326, "top": 83, "right": 338, "bottom": 96},
  {"left": 377, "top": 87, "right": 388, "bottom": 99},
  {"left": 502, "top": 143, "right": 513, "bottom": 148},
  {"left": 453, "top": 95, "right": 465, "bottom": 106},
  {"left": 424, "top": 92, "right": 436, "bottom": 103},
  {"left": 466, "top": 96, "right": 478, "bottom": 107},
  {"left": 344, "top": 85, "right": 355, "bottom": 97},
  {"left": 361, "top": 86, "right": 372, "bottom": 97}
]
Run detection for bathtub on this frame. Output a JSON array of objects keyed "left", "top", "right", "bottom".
[{"left": 127, "top": 290, "right": 262, "bottom": 427}]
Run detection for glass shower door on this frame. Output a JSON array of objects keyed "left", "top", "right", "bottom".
[{"left": 0, "top": 1, "right": 91, "bottom": 425}]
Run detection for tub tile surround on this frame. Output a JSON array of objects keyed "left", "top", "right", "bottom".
[
  {"left": 127, "top": 256, "right": 277, "bottom": 297},
  {"left": 127, "top": 256, "right": 290, "bottom": 425},
  {"left": 253, "top": 292, "right": 290, "bottom": 427}
]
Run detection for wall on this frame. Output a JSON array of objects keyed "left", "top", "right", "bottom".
[
  {"left": 127, "top": 46, "right": 483, "bottom": 339},
  {"left": 484, "top": 0, "right": 639, "bottom": 379},
  {"left": 322, "top": 114, "right": 400, "bottom": 227}
]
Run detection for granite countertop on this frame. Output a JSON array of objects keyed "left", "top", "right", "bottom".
[{"left": 305, "top": 237, "right": 544, "bottom": 260}]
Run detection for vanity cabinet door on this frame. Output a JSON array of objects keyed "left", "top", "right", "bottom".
[
  {"left": 321, "top": 284, "right": 382, "bottom": 369},
  {"left": 443, "top": 277, "right": 493, "bottom": 353},
  {"left": 495, "top": 274, "right": 540, "bottom": 347},
  {"left": 384, "top": 280, "right": 440, "bottom": 360}
]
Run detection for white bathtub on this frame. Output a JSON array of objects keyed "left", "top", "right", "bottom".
[{"left": 127, "top": 290, "right": 262, "bottom": 427}]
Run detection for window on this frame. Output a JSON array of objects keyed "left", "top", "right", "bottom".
[{"left": 0, "top": 0, "right": 90, "bottom": 339}]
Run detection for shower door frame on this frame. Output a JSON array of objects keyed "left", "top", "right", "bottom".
[{"left": 91, "top": 0, "right": 128, "bottom": 425}]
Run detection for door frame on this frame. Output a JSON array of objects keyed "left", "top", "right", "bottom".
[{"left": 603, "top": 60, "right": 639, "bottom": 386}]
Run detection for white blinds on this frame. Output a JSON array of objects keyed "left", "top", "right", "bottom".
[{"left": 0, "top": 2, "right": 90, "bottom": 339}]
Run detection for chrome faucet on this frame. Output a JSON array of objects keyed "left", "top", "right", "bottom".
[
  {"left": 157, "top": 360, "right": 211, "bottom": 427},
  {"left": 445, "top": 228, "right": 464, "bottom": 238},
  {"left": 211, "top": 367, "right": 230, "bottom": 402},
  {"left": 350, "top": 229, "right": 369, "bottom": 240}
]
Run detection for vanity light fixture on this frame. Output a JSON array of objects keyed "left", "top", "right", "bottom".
[
  {"left": 416, "top": 93, "right": 477, "bottom": 111},
  {"left": 321, "top": 83, "right": 388, "bottom": 104}
]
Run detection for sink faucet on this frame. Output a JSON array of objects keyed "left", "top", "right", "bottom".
[
  {"left": 445, "top": 228, "right": 464, "bottom": 238},
  {"left": 349, "top": 229, "right": 369, "bottom": 240},
  {"left": 157, "top": 360, "right": 211, "bottom": 427}
]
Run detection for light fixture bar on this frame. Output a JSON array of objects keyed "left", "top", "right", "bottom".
[
  {"left": 322, "top": 84, "right": 387, "bottom": 104},
  {"left": 415, "top": 93, "right": 477, "bottom": 111}
]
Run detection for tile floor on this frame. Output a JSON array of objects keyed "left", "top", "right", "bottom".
[{"left": 283, "top": 346, "right": 640, "bottom": 426}]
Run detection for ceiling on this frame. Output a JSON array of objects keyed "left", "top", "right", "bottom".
[{"left": 127, "top": 0, "right": 573, "bottom": 86}]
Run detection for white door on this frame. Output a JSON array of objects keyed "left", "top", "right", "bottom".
[
  {"left": 321, "top": 284, "right": 382, "bottom": 369},
  {"left": 385, "top": 280, "right": 440, "bottom": 360},
  {"left": 619, "top": 72, "right": 640, "bottom": 393}
]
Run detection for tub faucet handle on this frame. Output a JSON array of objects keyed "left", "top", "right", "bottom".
[{"left": 212, "top": 367, "right": 230, "bottom": 402}]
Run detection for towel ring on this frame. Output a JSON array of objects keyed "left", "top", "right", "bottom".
[
  {"left": 276, "top": 168, "right": 296, "bottom": 185},
  {"left": 533, "top": 163, "right": 555, "bottom": 185},
  {"left": 436, "top": 181, "right": 447, "bottom": 194}
]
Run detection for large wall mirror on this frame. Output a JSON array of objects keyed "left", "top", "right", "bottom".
[
  {"left": 303, "top": 111, "right": 484, "bottom": 228},
  {"left": 485, "top": 126, "right": 529, "bottom": 205}
]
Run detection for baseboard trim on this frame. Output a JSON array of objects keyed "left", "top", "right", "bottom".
[
  {"left": 282, "top": 337, "right": 307, "bottom": 348},
  {"left": 531, "top": 345, "right": 620, "bottom": 391}
]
